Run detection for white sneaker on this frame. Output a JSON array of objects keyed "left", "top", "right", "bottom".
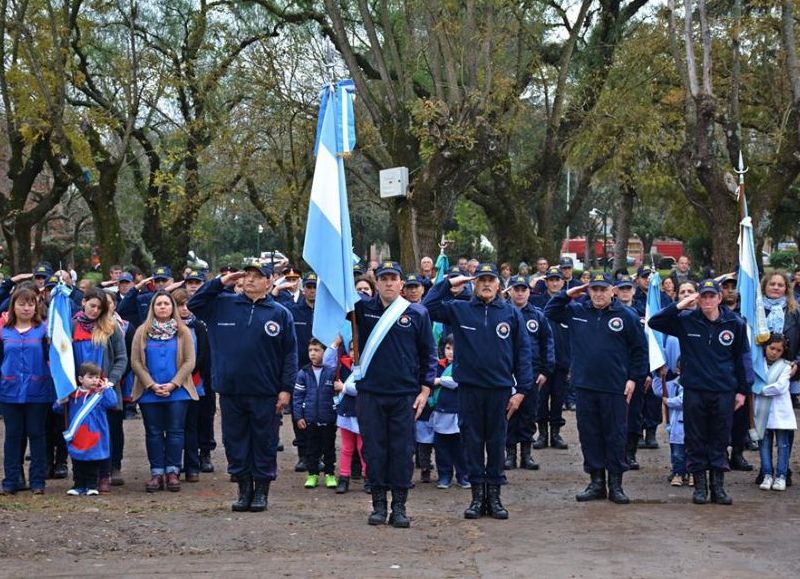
[
  {"left": 772, "top": 477, "right": 786, "bottom": 491},
  {"left": 760, "top": 475, "right": 774, "bottom": 490},
  {"left": 85, "top": 489, "right": 100, "bottom": 496}
]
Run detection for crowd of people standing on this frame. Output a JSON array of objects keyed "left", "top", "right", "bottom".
[{"left": 1, "top": 252, "right": 797, "bottom": 527}]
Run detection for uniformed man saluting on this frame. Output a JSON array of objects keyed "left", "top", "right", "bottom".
[
  {"left": 424, "top": 263, "right": 533, "bottom": 520},
  {"left": 545, "top": 272, "right": 646, "bottom": 504},
  {"left": 189, "top": 263, "right": 298, "bottom": 513},
  {"left": 649, "top": 279, "right": 753, "bottom": 505}
]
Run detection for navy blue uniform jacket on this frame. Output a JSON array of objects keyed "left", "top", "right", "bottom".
[
  {"left": 531, "top": 293, "right": 571, "bottom": 369},
  {"left": 648, "top": 303, "right": 754, "bottom": 395},
  {"left": 353, "top": 296, "right": 437, "bottom": 396},
  {"left": 519, "top": 303, "right": 555, "bottom": 378},
  {"left": 188, "top": 278, "right": 298, "bottom": 397},
  {"left": 288, "top": 299, "right": 314, "bottom": 368},
  {"left": 545, "top": 291, "right": 647, "bottom": 394},
  {"left": 423, "top": 280, "right": 534, "bottom": 393}
]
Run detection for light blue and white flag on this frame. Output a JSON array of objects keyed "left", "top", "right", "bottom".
[
  {"left": 47, "top": 283, "right": 77, "bottom": 402},
  {"left": 737, "top": 210, "right": 768, "bottom": 395},
  {"left": 432, "top": 252, "right": 449, "bottom": 345},
  {"left": 645, "top": 271, "right": 667, "bottom": 372},
  {"left": 304, "top": 80, "right": 359, "bottom": 346}
]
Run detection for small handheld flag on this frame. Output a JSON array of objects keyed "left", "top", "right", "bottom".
[{"left": 47, "top": 283, "right": 77, "bottom": 402}]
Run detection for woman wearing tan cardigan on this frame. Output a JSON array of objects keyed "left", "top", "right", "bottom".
[{"left": 131, "top": 290, "right": 196, "bottom": 492}]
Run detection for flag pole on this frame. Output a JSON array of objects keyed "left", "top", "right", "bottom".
[
  {"left": 735, "top": 151, "right": 758, "bottom": 439},
  {"left": 324, "top": 43, "right": 360, "bottom": 366}
]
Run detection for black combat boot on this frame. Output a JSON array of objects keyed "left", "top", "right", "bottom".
[
  {"left": 53, "top": 444, "right": 68, "bottom": 479},
  {"left": 519, "top": 442, "right": 539, "bottom": 470},
  {"left": 368, "top": 488, "right": 388, "bottom": 525},
  {"left": 692, "top": 471, "right": 709, "bottom": 505},
  {"left": 550, "top": 426, "right": 568, "bottom": 450},
  {"left": 336, "top": 475, "right": 350, "bottom": 494},
  {"left": 294, "top": 456, "right": 309, "bottom": 473},
  {"left": 709, "top": 470, "right": 732, "bottom": 505},
  {"left": 504, "top": 445, "right": 517, "bottom": 470},
  {"left": 642, "top": 428, "right": 659, "bottom": 449},
  {"left": 464, "top": 483, "right": 486, "bottom": 519},
  {"left": 576, "top": 470, "right": 607, "bottom": 502},
  {"left": 729, "top": 447, "right": 753, "bottom": 471},
  {"left": 607, "top": 472, "right": 630, "bottom": 504},
  {"left": 485, "top": 485, "right": 509, "bottom": 519},
  {"left": 200, "top": 450, "right": 214, "bottom": 473},
  {"left": 533, "top": 422, "right": 549, "bottom": 450},
  {"left": 249, "top": 480, "right": 269, "bottom": 512},
  {"left": 626, "top": 434, "right": 640, "bottom": 470},
  {"left": 231, "top": 474, "right": 253, "bottom": 512},
  {"left": 388, "top": 488, "right": 411, "bottom": 528}
]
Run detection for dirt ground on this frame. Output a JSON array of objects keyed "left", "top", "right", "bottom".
[{"left": 1, "top": 411, "right": 799, "bottom": 579}]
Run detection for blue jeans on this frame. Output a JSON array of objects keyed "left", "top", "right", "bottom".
[
  {"left": 759, "top": 429, "right": 791, "bottom": 478},
  {"left": 670, "top": 443, "right": 686, "bottom": 476},
  {"left": 1, "top": 402, "right": 49, "bottom": 491},
  {"left": 140, "top": 401, "right": 189, "bottom": 475}
]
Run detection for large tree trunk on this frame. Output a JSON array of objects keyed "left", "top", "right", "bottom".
[
  {"left": 84, "top": 188, "right": 126, "bottom": 276},
  {"left": 612, "top": 186, "right": 635, "bottom": 272}
]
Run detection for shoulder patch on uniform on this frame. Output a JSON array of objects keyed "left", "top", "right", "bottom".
[
  {"left": 608, "top": 317, "right": 624, "bottom": 332},
  {"left": 264, "top": 320, "right": 281, "bottom": 336}
]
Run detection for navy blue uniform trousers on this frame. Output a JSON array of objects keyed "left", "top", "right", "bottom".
[
  {"left": 576, "top": 389, "right": 629, "bottom": 474},
  {"left": 506, "top": 384, "right": 537, "bottom": 444},
  {"left": 642, "top": 388, "right": 663, "bottom": 430},
  {"left": 458, "top": 385, "right": 511, "bottom": 486},
  {"left": 537, "top": 367, "right": 568, "bottom": 427},
  {"left": 219, "top": 394, "right": 280, "bottom": 482},
  {"left": 626, "top": 380, "right": 645, "bottom": 436},
  {"left": 684, "top": 389, "right": 734, "bottom": 473},
  {"left": 356, "top": 392, "right": 415, "bottom": 490}
]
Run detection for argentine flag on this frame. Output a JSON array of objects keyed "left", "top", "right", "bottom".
[
  {"left": 432, "top": 253, "right": 449, "bottom": 345},
  {"left": 47, "top": 284, "right": 77, "bottom": 402},
  {"left": 644, "top": 271, "right": 667, "bottom": 372},
  {"left": 303, "top": 80, "right": 359, "bottom": 346},
  {"left": 737, "top": 203, "right": 768, "bottom": 395}
]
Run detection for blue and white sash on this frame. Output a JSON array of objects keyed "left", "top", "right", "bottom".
[
  {"left": 63, "top": 392, "right": 104, "bottom": 442},
  {"left": 339, "top": 296, "right": 410, "bottom": 400}
]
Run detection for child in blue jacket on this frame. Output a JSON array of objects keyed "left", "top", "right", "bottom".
[
  {"left": 431, "top": 335, "right": 468, "bottom": 489},
  {"left": 56, "top": 362, "right": 118, "bottom": 495},
  {"left": 293, "top": 339, "right": 338, "bottom": 489}
]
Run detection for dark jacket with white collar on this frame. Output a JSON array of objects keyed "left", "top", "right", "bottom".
[
  {"left": 423, "top": 280, "right": 534, "bottom": 393},
  {"left": 545, "top": 290, "right": 647, "bottom": 395}
]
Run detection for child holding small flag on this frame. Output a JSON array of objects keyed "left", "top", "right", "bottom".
[{"left": 57, "top": 362, "right": 117, "bottom": 496}]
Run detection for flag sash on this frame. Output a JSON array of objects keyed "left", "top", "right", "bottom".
[
  {"left": 340, "top": 296, "right": 411, "bottom": 398},
  {"left": 63, "top": 392, "right": 103, "bottom": 442}
]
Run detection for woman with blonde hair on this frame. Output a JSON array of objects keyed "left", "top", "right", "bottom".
[
  {"left": 72, "top": 288, "right": 127, "bottom": 492},
  {"left": 131, "top": 290, "right": 196, "bottom": 493}
]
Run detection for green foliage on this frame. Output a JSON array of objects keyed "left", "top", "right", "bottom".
[
  {"left": 769, "top": 250, "right": 800, "bottom": 270},
  {"left": 450, "top": 198, "right": 496, "bottom": 262}
]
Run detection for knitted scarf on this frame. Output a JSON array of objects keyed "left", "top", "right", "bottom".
[
  {"left": 74, "top": 310, "right": 97, "bottom": 334},
  {"left": 148, "top": 318, "right": 178, "bottom": 341},
  {"left": 764, "top": 296, "right": 787, "bottom": 334}
]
